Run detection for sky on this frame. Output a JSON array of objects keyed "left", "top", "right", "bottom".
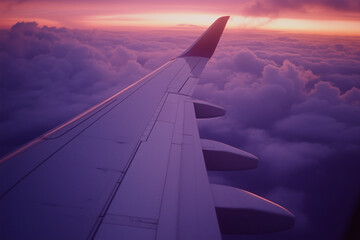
[
  {"left": 0, "top": 0, "right": 360, "bottom": 239},
  {"left": 1, "top": 0, "right": 360, "bottom": 35}
]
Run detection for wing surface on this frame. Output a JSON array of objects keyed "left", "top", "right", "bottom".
[{"left": 0, "top": 16, "right": 294, "bottom": 240}]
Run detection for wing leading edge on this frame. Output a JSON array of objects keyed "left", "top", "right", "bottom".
[{"left": 0, "top": 16, "right": 294, "bottom": 240}]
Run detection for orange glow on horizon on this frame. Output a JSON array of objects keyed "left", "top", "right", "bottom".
[
  {"left": 1, "top": 1, "right": 360, "bottom": 36},
  {"left": 262, "top": 18, "right": 360, "bottom": 36}
]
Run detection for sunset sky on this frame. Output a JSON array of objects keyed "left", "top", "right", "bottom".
[
  {"left": 1, "top": 0, "right": 360, "bottom": 35},
  {"left": 0, "top": 0, "right": 360, "bottom": 240}
]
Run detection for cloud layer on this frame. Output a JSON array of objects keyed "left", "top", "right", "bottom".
[
  {"left": 0, "top": 22, "right": 193, "bottom": 155},
  {"left": 195, "top": 30, "right": 360, "bottom": 239},
  {"left": 1, "top": 22, "right": 360, "bottom": 239}
]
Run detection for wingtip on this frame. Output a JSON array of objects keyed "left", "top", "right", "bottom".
[
  {"left": 216, "top": 16, "right": 230, "bottom": 25},
  {"left": 220, "top": 16, "right": 230, "bottom": 20},
  {"left": 178, "top": 16, "right": 230, "bottom": 59}
]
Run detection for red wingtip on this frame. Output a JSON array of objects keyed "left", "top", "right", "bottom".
[{"left": 178, "top": 16, "right": 230, "bottom": 58}]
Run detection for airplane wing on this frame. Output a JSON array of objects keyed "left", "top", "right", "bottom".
[{"left": 0, "top": 16, "right": 294, "bottom": 240}]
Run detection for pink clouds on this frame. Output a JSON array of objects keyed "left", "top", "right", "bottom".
[{"left": 244, "top": 0, "right": 360, "bottom": 17}]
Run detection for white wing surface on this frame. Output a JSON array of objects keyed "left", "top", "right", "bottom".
[{"left": 0, "top": 16, "right": 294, "bottom": 240}]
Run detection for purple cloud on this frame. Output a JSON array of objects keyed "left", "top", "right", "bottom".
[
  {"left": 194, "top": 29, "right": 360, "bottom": 239},
  {"left": 0, "top": 22, "right": 183, "bottom": 155}
]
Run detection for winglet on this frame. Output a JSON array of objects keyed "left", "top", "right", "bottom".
[{"left": 178, "top": 16, "right": 229, "bottom": 58}]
